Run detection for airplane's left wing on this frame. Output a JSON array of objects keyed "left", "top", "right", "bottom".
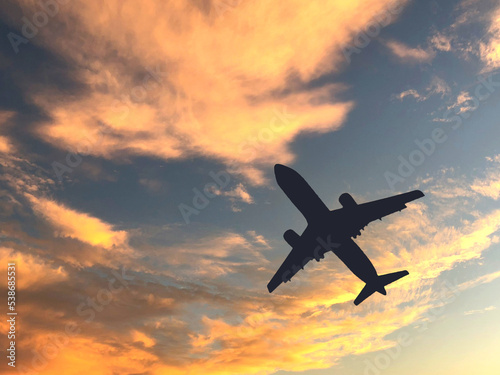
[
  {"left": 355, "top": 190, "right": 425, "bottom": 231},
  {"left": 267, "top": 241, "right": 327, "bottom": 293}
]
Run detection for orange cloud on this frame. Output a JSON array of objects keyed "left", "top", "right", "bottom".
[
  {"left": 0, "top": 247, "right": 68, "bottom": 290},
  {"left": 6, "top": 0, "right": 408, "bottom": 184},
  {"left": 480, "top": 5, "right": 500, "bottom": 71},
  {"left": 0, "top": 135, "right": 12, "bottom": 153},
  {"left": 26, "top": 194, "right": 128, "bottom": 249},
  {"left": 131, "top": 329, "right": 156, "bottom": 348},
  {"left": 0, "top": 110, "right": 15, "bottom": 154}
]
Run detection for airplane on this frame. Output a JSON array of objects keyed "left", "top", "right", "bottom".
[{"left": 267, "top": 164, "right": 424, "bottom": 305}]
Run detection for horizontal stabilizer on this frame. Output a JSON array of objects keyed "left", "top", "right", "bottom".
[
  {"left": 378, "top": 270, "right": 409, "bottom": 287},
  {"left": 354, "top": 270, "right": 409, "bottom": 305}
]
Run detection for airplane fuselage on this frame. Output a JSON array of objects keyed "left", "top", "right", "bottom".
[{"left": 299, "top": 213, "right": 379, "bottom": 285}]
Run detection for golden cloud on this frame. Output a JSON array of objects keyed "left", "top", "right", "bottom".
[
  {"left": 480, "top": 5, "right": 500, "bottom": 71},
  {"left": 0, "top": 247, "right": 68, "bottom": 290},
  {"left": 26, "top": 194, "right": 128, "bottom": 249},
  {"left": 6, "top": 0, "right": 408, "bottom": 184}
]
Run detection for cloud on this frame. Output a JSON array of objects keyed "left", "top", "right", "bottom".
[
  {"left": 464, "top": 305, "right": 497, "bottom": 315},
  {"left": 430, "top": 32, "right": 452, "bottom": 52},
  {"left": 385, "top": 39, "right": 436, "bottom": 63},
  {"left": 393, "top": 89, "right": 423, "bottom": 101},
  {"left": 136, "top": 229, "right": 271, "bottom": 279},
  {"left": 393, "top": 76, "right": 450, "bottom": 102},
  {"left": 458, "top": 270, "right": 500, "bottom": 290},
  {"left": 3, "top": 0, "right": 411, "bottom": 184},
  {"left": 479, "top": 5, "right": 500, "bottom": 71},
  {"left": 471, "top": 155, "right": 500, "bottom": 199},
  {"left": 131, "top": 329, "right": 156, "bottom": 348},
  {"left": 209, "top": 182, "right": 254, "bottom": 211},
  {"left": 426, "top": 76, "right": 451, "bottom": 97},
  {"left": 0, "top": 153, "right": 55, "bottom": 197},
  {"left": 0, "top": 111, "right": 16, "bottom": 154},
  {"left": 0, "top": 247, "right": 68, "bottom": 290},
  {"left": 247, "top": 230, "right": 272, "bottom": 249},
  {"left": 447, "top": 90, "right": 478, "bottom": 114},
  {"left": 428, "top": 0, "right": 500, "bottom": 68},
  {"left": 0, "top": 135, "right": 13, "bottom": 153},
  {"left": 26, "top": 194, "right": 128, "bottom": 249}
]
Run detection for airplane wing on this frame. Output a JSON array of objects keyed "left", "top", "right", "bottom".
[
  {"left": 354, "top": 190, "right": 424, "bottom": 232},
  {"left": 267, "top": 233, "right": 329, "bottom": 293}
]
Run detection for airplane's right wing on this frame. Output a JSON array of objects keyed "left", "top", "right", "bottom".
[
  {"left": 355, "top": 190, "right": 425, "bottom": 230},
  {"left": 267, "top": 239, "right": 328, "bottom": 293}
]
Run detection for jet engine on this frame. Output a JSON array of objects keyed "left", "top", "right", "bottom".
[
  {"left": 339, "top": 193, "right": 357, "bottom": 208},
  {"left": 283, "top": 229, "right": 301, "bottom": 248}
]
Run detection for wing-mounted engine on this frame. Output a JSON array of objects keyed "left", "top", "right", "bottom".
[
  {"left": 339, "top": 193, "right": 357, "bottom": 208},
  {"left": 339, "top": 193, "right": 364, "bottom": 238},
  {"left": 283, "top": 229, "right": 301, "bottom": 248},
  {"left": 313, "top": 249, "right": 326, "bottom": 262}
]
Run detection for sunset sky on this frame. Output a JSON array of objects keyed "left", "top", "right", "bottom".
[{"left": 1, "top": 0, "right": 500, "bottom": 374}]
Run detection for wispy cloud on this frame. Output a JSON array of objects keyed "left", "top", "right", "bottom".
[
  {"left": 0, "top": 247, "right": 68, "bottom": 290},
  {"left": 393, "top": 76, "right": 451, "bottom": 102},
  {"left": 26, "top": 194, "right": 129, "bottom": 249},
  {"left": 447, "top": 91, "right": 478, "bottom": 114},
  {"left": 427, "top": 76, "right": 452, "bottom": 97},
  {"left": 385, "top": 39, "right": 436, "bottom": 63},
  {"left": 471, "top": 155, "right": 500, "bottom": 199},
  {"left": 210, "top": 182, "right": 254, "bottom": 211},
  {"left": 464, "top": 305, "right": 497, "bottom": 315},
  {"left": 430, "top": 32, "right": 452, "bottom": 52},
  {"left": 479, "top": 5, "right": 500, "bottom": 71},
  {"left": 394, "top": 89, "right": 424, "bottom": 101}
]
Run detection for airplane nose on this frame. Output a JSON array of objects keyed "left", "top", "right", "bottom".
[
  {"left": 274, "top": 164, "right": 296, "bottom": 180},
  {"left": 274, "top": 164, "right": 287, "bottom": 177},
  {"left": 274, "top": 164, "right": 285, "bottom": 174},
  {"left": 274, "top": 164, "right": 293, "bottom": 174}
]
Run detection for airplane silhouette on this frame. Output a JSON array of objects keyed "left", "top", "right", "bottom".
[{"left": 267, "top": 164, "right": 424, "bottom": 305}]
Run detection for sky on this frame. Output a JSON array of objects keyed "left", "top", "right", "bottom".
[{"left": 0, "top": 0, "right": 500, "bottom": 374}]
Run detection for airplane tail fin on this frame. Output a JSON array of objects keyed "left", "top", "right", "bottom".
[{"left": 354, "top": 270, "right": 409, "bottom": 305}]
